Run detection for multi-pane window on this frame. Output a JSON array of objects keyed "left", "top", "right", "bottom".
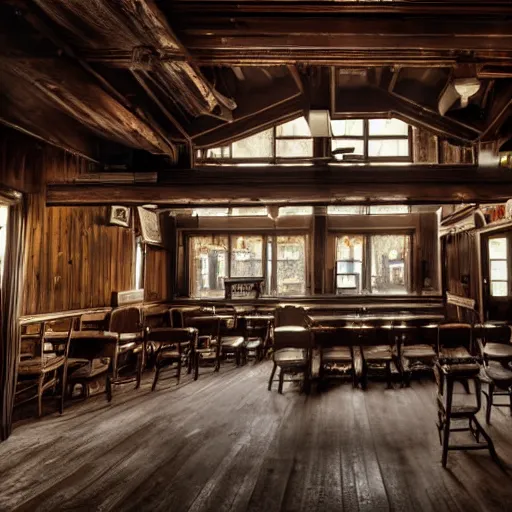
[
  {"left": 328, "top": 205, "right": 410, "bottom": 215},
  {"left": 198, "top": 117, "right": 313, "bottom": 163},
  {"left": 189, "top": 234, "right": 307, "bottom": 297},
  {"left": 335, "top": 234, "right": 410, "bottom": 295},
  {"left": 192, "top": 207, "right": 268, "bottom": 217},
  {"left": 331, "top": 118, "right": 410, "bottom": 162},
  {"left": 488, "top": 237, "right": 508, "bottom": 297}
]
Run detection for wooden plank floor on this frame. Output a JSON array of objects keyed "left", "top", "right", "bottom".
[{"left": 1, "top": 362, "right": 512, "bottom": 512}]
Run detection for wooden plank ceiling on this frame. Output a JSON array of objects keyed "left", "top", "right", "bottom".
[{"left": 0, "top": 0, "right": 511, "bottom": 165}]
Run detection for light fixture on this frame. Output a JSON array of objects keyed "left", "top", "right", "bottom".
[
  {"left": 453, "top": 78, "right": 481, "bottom": 108},
  {"left": 307, "top": 110, "right": 332, "bottom": 137}
]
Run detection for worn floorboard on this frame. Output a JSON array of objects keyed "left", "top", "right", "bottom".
[{"left": 1, "top": 363, "right": 512, "bottom": 512}]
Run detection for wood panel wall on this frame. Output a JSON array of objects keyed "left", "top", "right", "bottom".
[
  {"left": 145, "top": 245, "right": 172, "bottom": 302},
  {"left": 23, "top": 199, "right": 135, "bottom": 314}
]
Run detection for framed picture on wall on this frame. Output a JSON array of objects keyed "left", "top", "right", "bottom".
[
  {"left": 109, "top": 205, "right": 131, "bottom": 227},
  {"left": 137, "top": 206, "right": 163, "bottom": 246}
]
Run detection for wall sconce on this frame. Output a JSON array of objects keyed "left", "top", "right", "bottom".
[{"left": 307, "top": 110, "right": 332, "bottom": 137}]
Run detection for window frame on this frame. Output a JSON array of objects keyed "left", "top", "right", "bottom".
[
  {"left": 331, "top": 118, "right": 412, "bottom": 163},
  {"left": 487, "top": 235, "right": 510, "bottom": 298},
  {"left": 197, "top": 120, "right": 313, "bottom": 165},
  {"left": 133, "top": 235, "right": 145, "bottom": 290},
  {"left": 334, "top": 231, "right": 413, "bottom": 295},
  {"left": 185, "top": 231, "right": 309, "bottom": 298}
]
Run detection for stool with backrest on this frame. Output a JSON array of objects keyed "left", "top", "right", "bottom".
[
  {"left": 268, "top": 326, "right": 312, "bottom": 394},
  {"left": 107, "top": 306, "right": 145, "bottom": 391},
  {"left": 435, "top": 359, "right": 499, "bottom": 468},
  {"left": 16, "top": 316, "right": 77, "bottom": 418},
  {"left": 438, "top": 323, "right": 474, "bottom": 393},
  {"left": 148, "top": 327, "right": 198, "bottom": 390}
]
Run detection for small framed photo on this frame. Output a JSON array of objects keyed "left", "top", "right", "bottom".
[{"left": 109, "top": 206, "right": 131, "bottom": 228}]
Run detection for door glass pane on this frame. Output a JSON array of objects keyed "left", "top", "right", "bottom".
[
  {"left": 276, "top": 236, "right": 306, "bottom": 296},
  {"left": 491, "top": 282, "right": 508, "bottom": 297},
  {"left": 336, "top": 235, "right": 364, "bottom": 294},
  {"left": 490, "top": 260, "right": 508, "bottom": 281},
  {"left": 230, "top": 236, "right": 263, "bottom": 278},
  {"left": 190, "top": 236, "right": 228, "bottom": 298},
  {"left": 370, "top": 234, "right": 409, "bottom": 294},
  {"left": 489, "top": 238, "right": 507, "bottom": 259}
]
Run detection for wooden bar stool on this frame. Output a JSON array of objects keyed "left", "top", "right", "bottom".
[{"left": 435, "top": 359, "right": 499, "bottom": 468}]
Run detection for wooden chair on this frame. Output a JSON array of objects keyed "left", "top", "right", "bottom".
[
  {"left": 360, "top": 325, "right": 396, "bottom": 389},
  {"left": 217, "top": 306, "right": 246, "bottom": 366},
  {"left": 183, "top": 315, "right": 222, "bottom": 378},
  {"left": 148, "top": 327, "right": 198, "bottom": 390},
  {"left": 65, "top": 331, "right": 118, "bottom": 402},
  {"left": 268, "top": 326, "right": 312, "bottom": 394},
  {"left": 243, "top": 315, "right": 272, "bottom": 363},
  {"left": 474, "top": 324, "right": 512, "bottom": 423},
  {"left": 107, "top": 306, "right": 145, "bottom": 391},
  {"left": 16, "top": 317, "right": 77, "bottom": 418}
]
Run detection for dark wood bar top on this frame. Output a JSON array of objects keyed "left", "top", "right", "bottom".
[{"left": 307, "top": 313, "right": 445, "bottom": 325}]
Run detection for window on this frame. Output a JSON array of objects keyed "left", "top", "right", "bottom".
[
  {"left": 197, "top": 117, "right": 313, "bottom": 163},
  {"left": 488, "top": 237, "right": 508, "bottom": 297},
  {"left": 335, "top": 233, "right": 411, "bottom": 294},
  {"left": 279, "top": 206, "right": 313, "bottom": 216},
  {"left": 192, "top": 207, "right": 268, "bottom": 217},
  {"left": 331, "top": 118, "right": 410, "bottom": 162},
  {"left": 134, "top": 236, "right": 145, "bottom": 290},
  {"left": 189, "top": 234, "right": 307, "bottom": 297},
  {"left": 328, "top": 205, "right": 410, "bottom": 215}
]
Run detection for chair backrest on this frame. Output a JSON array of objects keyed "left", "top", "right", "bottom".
[
  {"left": 274, "top": 305, "right": 306, "bottom": 327},
  {"left": 183, "top": 315, "right": 221, "bottom": 340},
  {"left": 67, "top": 331, "right": 119, "bottom": 361},
  {"left": 146, "top": 327, "right": 198, "bottom": 345},
  {"left": 273, "top": 326, "right": 311, "bottom": 350},
  {"left": 108, "top": 306, "right": 142, "bottom": 334},
  {"left": 438, "top": 323, "right": 472, "bottom": 351},
  {"left": 357, "top": 325, "right": 393, "bottom": 347}
]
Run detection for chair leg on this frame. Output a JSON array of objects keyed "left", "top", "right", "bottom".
[
  {"left": 135, "top": 352, "right": 143, "bottom": 390},
  {"left": 176, "top": 358, "right": 182, "bottom": 385},
  {"left": 386, "top": 361, "right": 392, "bottom": 389},
  {"left": 37, "top": 374, "right": 45, "bottom": 418},
  {"left": 486, "top": 382, "right": 494, "bottom": 424},
  {"left": 278, "top": 369, "right": 285, "bottom": 394},
  {"left": 194, "top": 353, "right": 199, "bottom": 381},
  {"left": 268, "top": 362, "right": 277, "bottom": 391},
  {"left": 152, "top": 366, "right": 160, "bottom": 392},
  {"left": 442, "top": 379, "right": 454, "bottom": 468},
  {"left": 106, "top": 375, "right": 112, "bottom": 402},
  {"left": 509, "top": 386, "right": 512, "bottom": 415}
]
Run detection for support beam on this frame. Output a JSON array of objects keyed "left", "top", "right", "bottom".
[
  {"left": 480, "top": 83, "right": 512, "bottom": 142},
  {"left": 46, "top": 166, "right": 512, "bottom": 206}
]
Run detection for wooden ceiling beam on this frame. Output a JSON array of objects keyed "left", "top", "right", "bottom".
[
  {"left": 193, "top": 97, "right": 304, "bottom": 148},
  {"left": 46, "top": 166, "right": 512, "bottom": 206},
  {"left": 332, "top": 88, "right": 480, "bottom": 144},
  {"left": 169, "top": 2, "right": 512, "bottom": 16}
]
